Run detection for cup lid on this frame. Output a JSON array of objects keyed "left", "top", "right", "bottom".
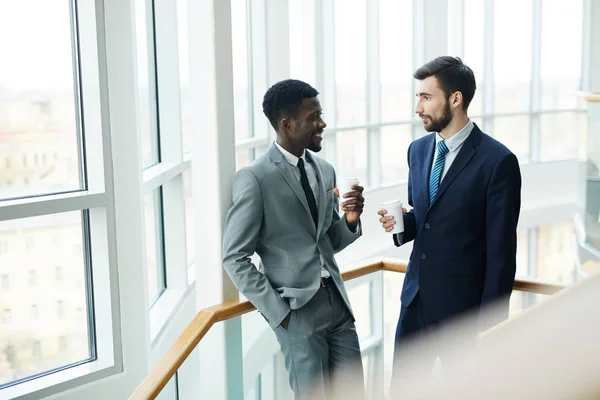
[{"left": 381, "top": 199, "right": 403, "bottom": 208}]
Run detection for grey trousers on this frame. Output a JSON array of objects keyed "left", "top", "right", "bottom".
[{"left": 273, "top": 280, "right": 365, "bottom": 400}]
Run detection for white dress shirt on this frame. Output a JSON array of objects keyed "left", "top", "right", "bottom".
[
  {"left": 431, "top": 119, "right": 474, "bottom": 182},
  {"left": 275, "top": 142, "right": 331, "bottom": 279},
  {"left": 393, "top": 120, "right": 474, "bottom": 245}
]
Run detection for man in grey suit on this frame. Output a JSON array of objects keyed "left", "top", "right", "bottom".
[{"left": 222, "top": 79, "right": 366, "bottom": 400}]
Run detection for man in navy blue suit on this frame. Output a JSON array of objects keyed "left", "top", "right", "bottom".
[{"left": 377, "top": 56, "right": 522, "bottom": 386}]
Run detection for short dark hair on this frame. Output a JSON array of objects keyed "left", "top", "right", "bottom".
[
  {"left": 262, "top": 79, "right": 319, "bottom": 132},
  {"left": 413, "top": 56, "right": 476, "bottom": 111}
]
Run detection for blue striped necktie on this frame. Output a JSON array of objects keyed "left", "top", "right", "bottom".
[{"left": 429, "top": 140, "right": 449, "bottom": 203}]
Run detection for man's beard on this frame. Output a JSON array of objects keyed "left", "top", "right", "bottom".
[{"left": 423, "top": 101, "right": 452, "bottom": 133}]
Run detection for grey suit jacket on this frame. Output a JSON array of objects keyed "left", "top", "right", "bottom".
[{"left": 222, "top": 144, "right": 362, "bottom": 329}]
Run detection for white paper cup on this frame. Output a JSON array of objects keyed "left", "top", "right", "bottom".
[
  {"left": 341, "top": 177, "right": 360, "bottom": 210},
  {"left": 381, "top": 199, "right": 404, "bottom": 234}
]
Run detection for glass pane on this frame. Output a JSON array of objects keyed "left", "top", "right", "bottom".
[
  {"left": 383, "top": 271, "right": 405, "bottom": 391},
  {"left": 516, "top": 229, "right": 529, "bottom": 277},
  {"left": 491, "top": 116, "right": 530, "bottom": 162},
  {"left": 494, "top": 0, "right": 532, "bottom": 114},
  {"left": 232, "top": 0, "right": 251, "bottom": 139},
  {"left": 334, "top": 0, "right": 367, "bottom": 126},
  {"left": 183, "top": 169, "right": 195, "bottom": 267},
  {"left": 540, "top": 112, "right": 585, "bottom": 161},
  {"left": 144, "top": 188, "right": 165, "bottom": 304},
  {"left": 347, "top": 282, "right": 372, "bottom": 341},
  {"left": 336, "top": 130, "right": 368, "bottom": 187},
  {"left": 540, "top": 1, "right": 583, "bottom": 110},
  {"left": 380, "top": 125, "right": 412, "bottom": 184},
  {"left": 0, "top": 1, "right": 83, "bottom": 199},
  {"left": 135, "top": 0, "right": 160, "bottom": 168},
  {"left": 289, "top": 0, "right": 316, "bottom": 85},
  {"left": 177, "top": 0, "right": 192, "bottom": 153},
  {"left": 236, "top": 150, "right": 251, "bottom": 171},
  {"left": 537, "top": 221, "right": 577, "bottom": 284},
  {"left": 463, "top": 0, "right": 484, "bottom": 116},
  {"left": 0, "top": 211, "right": 92, "bottom": 386},
  {"left": 379, "top": 0, "right": 413, "bottom": 122}
]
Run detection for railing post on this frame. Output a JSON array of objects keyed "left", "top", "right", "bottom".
[{"left": 370, "top": 270, "right": 385, "bottom": 399}]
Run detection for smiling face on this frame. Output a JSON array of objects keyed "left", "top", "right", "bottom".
[
  {"left": 279, "top": 97, "right": 327, "bottom": 156},
  {"left": 415, "top": 75, "right": 453, "bottom": 133}
]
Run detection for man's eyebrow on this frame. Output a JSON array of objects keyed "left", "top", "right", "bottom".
[{"left": 416, "top": 92, "right": 432, "bottom": 97}]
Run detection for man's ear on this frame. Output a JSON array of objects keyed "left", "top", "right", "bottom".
[
  {"left": 451, "top": 91, "right": 464, "bottom": 110},
  {"left": 279, "top": 117, "right": 294, "bottom": 135}
]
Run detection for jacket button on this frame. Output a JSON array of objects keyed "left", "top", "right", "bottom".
[
  {"left": 421, "top": 253, "right": 427, "bottom": 260},
  {"left": 424, "top": 223, "right": 431, "bottom": 229}
]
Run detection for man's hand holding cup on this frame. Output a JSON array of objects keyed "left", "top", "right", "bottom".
[{"left": 377, "top": 200, "right": 407, "bottom": 233}]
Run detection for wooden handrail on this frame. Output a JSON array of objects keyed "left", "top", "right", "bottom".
[{"left": 130, "top": 258, "right": 566, "bottom": 399}]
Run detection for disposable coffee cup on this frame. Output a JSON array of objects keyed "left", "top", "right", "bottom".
[
  {"left": 381, "top": 199, "right": 404, "bottom": 234},
  {"left": 341, "top": 177, "right": 360, "bottom": 210}
]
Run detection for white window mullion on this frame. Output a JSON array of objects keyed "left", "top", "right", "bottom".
[
  {"left": 447, "top": 0, "right": 465, "bottom": 58},
  {"left": 251, "top": 0, "right": 270, "bottom": 142},
  {"left": 529, "top": 0, "right": 542, "bottom": 162},
  {"left": 316, "top": 0, "right": 337, "bottom": 165},
  {"left": 367, "top": 0, "right": 380, "bottom": 188},
  {"left": 482, "top": 0, "right": 494, "bottom": 133}
]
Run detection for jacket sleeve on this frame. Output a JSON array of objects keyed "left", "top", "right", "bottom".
[
  {"left": 480, "top": 152, "right": 522, "bottom": 330},
  {"left": 221, "top": 168, "right": 291, "bottom": 329},
  {"left": 394, "top": 143, "right": 417, "bottom": 246}
]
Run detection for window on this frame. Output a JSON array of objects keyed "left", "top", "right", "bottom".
[
  {"left": 26, "top": 236, "right": 35, "bottom": 250},
  {"left": 492, "top": 116, "right": 530, "bottom": 162},
  {"left": 134, "top": 0, "right": 160, "bottom": 168},
  {"left": 380, "top": 125, "right": 412, "bottom": 184},
  {"left": 540, "top": 1, "right": 583, "bottom": 110},
  {"left": 231, "top": 0, "right": 251, "bottom": 140},
  {"left": 144, "top": 189, "right": 166, "bottom": 304},
  {"left": 1, "top": 274, "right": 8, "bottom": 291},
  {"left": 289, "top": 0, "right": 316, "bottom": 85},
  {"left": 379, "top": 0, "right": 413, "bottom": 122},
  {"left": 336, "top": 130, "right": 368, "bottom": 187},
  {"left": 537, "top": 221, "right": 576, "bottom": 283},
  {"left": 0, "top": 2, "right": 83, "bottom": 200},
  {"left": 540, "top": 112, "right": 585, "bottom": 161},
  {"left": 463, "top": 0, "right": 484, "bottom": 116},
  {"left": 0, "top": 240, "right": 7, "bottom": 254},
  {"left": 4, "top": 158, "right": 10, "bottom": 169},
  {"left": 177, "top": 0, "right": 191, "bottom": 153},
  {"left": 493, "top": 0, "right": 532, "bottom": 114},
  {"left": 334, "top": 0, "right": 367, "bottom": 126}
]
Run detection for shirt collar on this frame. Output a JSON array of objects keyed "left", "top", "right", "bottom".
[
  {"left": 274, "top": 141, "right": 306, "bottom": 166},
  {"left": 435, "top": 119, "right": 474, "bottom": 152}
]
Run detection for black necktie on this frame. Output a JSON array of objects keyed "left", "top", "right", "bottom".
[{"left": 297, "top": 158, "right": 318, "bottom": 227}]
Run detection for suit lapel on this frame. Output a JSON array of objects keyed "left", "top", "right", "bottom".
[
  {"left": 307, "top": 151, "right": 327, "bottom": 238},
  {"left": 422, "top": 135, "right": 436, "bottom": 210},
  {"left": 268, "top": 144, "right": 316, "bottom": 234},
  {"left": 429, "top": 127, "right": 481, "bottom": 209}
]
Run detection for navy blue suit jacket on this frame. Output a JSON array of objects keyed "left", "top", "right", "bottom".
[{"left": 395, "top": 124, "right": 521, "bottom": 329}]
